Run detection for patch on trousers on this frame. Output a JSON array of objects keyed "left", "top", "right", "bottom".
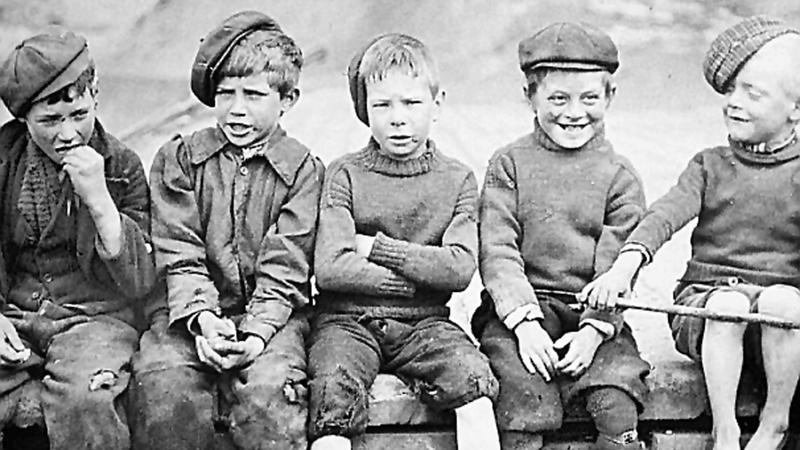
[
  {"left": 88, "top": 369, "right": 119, "bottom": 391},
  {"left": 313, "top": 367, "right": 366, "bottom": 434},
  {"left": 283, "top": 379, "right": 307, "bottom": 404}
]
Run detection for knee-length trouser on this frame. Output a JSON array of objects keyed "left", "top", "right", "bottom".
[
  {"left": 0, "top": 311, "right": 138, "bottom": 450},
  {"left": 130, "top": 311, "right": 309, "bottom": 450},
  {"left": 307, "top": 313, "right": 499, "bottom": 441}
]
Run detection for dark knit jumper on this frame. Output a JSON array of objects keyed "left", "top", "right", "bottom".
[
  {"left": 479, "top": 123, "right": 646, "bottom": 329},
  {"left": 314, "top": 139, "right": 478, "bottom": 318},
  {"left": 629, "top": 137, "right": 800, "bottom": 287}
]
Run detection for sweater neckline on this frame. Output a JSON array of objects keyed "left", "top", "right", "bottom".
[
  {"left": 730, "top": 132, "right": 800, "bottom": 164},
  {"left": 532, "top": 119, "right": 608, "bottom": 153},
  {"left": 357, "top": 139, "right": 439, "bottom": 176}
]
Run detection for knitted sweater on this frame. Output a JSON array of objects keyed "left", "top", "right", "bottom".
[
  {"left": 628, "top": 137, "right": 800, "bottom": 287},
  {"left": 480, "top": 123, "right": 646, "bottom": 327},
  {"left": 314, "top": 139, "right": 478, "bottom": 318}
]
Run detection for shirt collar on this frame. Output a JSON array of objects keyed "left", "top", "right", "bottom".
[{"left": 189, "top": 125, "right": 309, "bottom": 185}]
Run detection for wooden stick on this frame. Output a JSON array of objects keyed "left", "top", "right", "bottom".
[
  {"left": 614, "top": 298, "right": 800, "bottom": 329},
  {"left": 541, "top": 290, "right": 800, "bottom": 330}
]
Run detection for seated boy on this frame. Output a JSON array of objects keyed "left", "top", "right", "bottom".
[
  {"left": 472, "top": 22, "right": 650, "bottom": 450},
  {"left": 0, "top": 31, "right": 155, "bottom": 449},
  {"left": 131, "top": 11, "right": 324, "bottom": 450},
  {"left": 584, "top": 16, "right": 800, "bottom": 450},
  {"left": 308, "top": 33, "right": 500, "bottom": 450}
]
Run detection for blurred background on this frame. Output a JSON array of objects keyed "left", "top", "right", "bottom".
[{"left": 2, "top": 0, "right": 799, "bottom": 343}]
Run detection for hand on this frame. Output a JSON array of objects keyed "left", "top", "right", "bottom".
[
  {"left": 215, "top": 335, "right": 266, "bottom": 370},
  {"left": 61, "top": 145, "right": 111, "bottom": 210},
  {"left": 514, "top": 320, "right": 558, "bottom": 382},
  {"left": 554, "top": 326, "right": 603, "bottom": 378},
  {"left": 194, "top": 312, "right": 237, "bottom": 371},
  {"left": 354, "top": 234, "right": 376, "bottom": 258},
  {"left": 0, "top": 314, "right": 30, "bottom": 367},
  {"left": 196, "top": 311, "right": 236, "bottom": 342},
  {"left": 579, "top": 252, "right": 643, "bottom": 310}
]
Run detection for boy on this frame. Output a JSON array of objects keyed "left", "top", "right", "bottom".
[
  {"left": 308, "top": 33, "right": 500, "bottom": 450},
  {"left": 584, "top": 16, "right": 800, "bottom": 450},
  {"left": 472, "top": 22, "right": 650, "bottom": 450},
  {"left": 131, "top": 11, "right": 324, "bottom": 450},
  {"left": 0, "top": 30, "right": 155, "bottom": 449}
]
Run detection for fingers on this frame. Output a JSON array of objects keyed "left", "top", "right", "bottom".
[
  {"left": 211, "top": 340, "right": 246, "bottom": 356},
  {"left": 0, "top": 320, "right": 25, "bottom": 353},
  {"left": 195, "top": 336, "right": 225, "bottom": 372},
  {"left": 552, "top": 332, "right": 574, "bottom": 350},
  {"left": 0, "top": 340, "right": 29, "bottom": 366}
]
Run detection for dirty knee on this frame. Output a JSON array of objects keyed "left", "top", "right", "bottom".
[
  {"left": 415, "top": 366, "right": 499, "bottom": 410},
  {"left": 308, "top": 369, "right": 370, "bottom": 440}
]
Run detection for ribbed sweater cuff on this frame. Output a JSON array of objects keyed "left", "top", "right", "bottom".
[
  {"left": 369, "top": 232, "right": 408, "bottom": 271},
  {"left": 378, "top": 272, "right": 416, "bottom": 297}
]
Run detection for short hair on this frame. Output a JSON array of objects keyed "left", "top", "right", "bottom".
[
  {"left": 525, "top": 67, "right": 614, "bottom": 98},
  {"left": 214, "top": 29, "right": 303, "bottom": 98},
  {"left": 359, "top": 34, "right": 439, "bottom": 97},
  {"left": 756, "top": 33, "right": 800, "bottom": 103},
  {"left": 41, "top": 62, "right": 97, "bottom": 105}
]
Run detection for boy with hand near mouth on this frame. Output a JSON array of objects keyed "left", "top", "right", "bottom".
[
  {"left": 584, "top": 16, "right": 800, "bottom": 450},
  {"left": 132, "top": 11, "right": 324, "bottom": 450},
  {"left": 0, "top": 30, "right": 155, "bottom": 449},
  {"left": 308, "top": 33, "right": 500, "bottom": 450},
  {"left": 472, "top": 22, "right": 650, "bottom": 450}
]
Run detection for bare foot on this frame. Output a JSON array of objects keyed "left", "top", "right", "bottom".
[{"left": 744, "top": 426, "right": 787, "bottom": 450}]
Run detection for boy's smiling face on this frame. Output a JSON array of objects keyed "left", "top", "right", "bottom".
[
  {"left": 366, "top": 68, "right": 442, "bottom": 160},
  {"left": 528, "top": 70, "right": 613, "bottom": 149},
  {"left": 213, "top": 73, "right": 298, "bottom": 148},
  {"left": 723, "top": 44, "right": 800, "bottom": 146}
]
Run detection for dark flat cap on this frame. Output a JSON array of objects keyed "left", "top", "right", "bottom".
[
  {"left": 347, "top": 35, "right": 385, "bottom": 126},
  {"left": 0, "top": 31, "right": 91, "bottom": 117},
  {"left": 191, "top": 10, "right": 282, "bottom": 106},
  {"left": 519, "top": 22, "right": 619, "bottom": 79},
  {"left": 703, "top": 16, "right": 798, "bottom": 94}
]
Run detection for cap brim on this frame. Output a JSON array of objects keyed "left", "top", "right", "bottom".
[
  {"left": 31, "top": 46, "right": 91, "bottom": 104},
  {"left": 528, "top": 61, "right": 608, "bottom": 72}
]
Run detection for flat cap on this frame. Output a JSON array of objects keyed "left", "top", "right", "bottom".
[
  {"left": 347, "top": 34, "right": 386, "bottom": 126},
  {"left": 191, "top": 10, "right": 282, "bottom": 106},
  {"left": 0, "top": 31, "right": 91, "bottom": 117},
  {"left": 703, "top": 16, "right": 799, "bottom": 94},
  {"left": 519, "top": 22, "right": 619, "bottom": 78}
]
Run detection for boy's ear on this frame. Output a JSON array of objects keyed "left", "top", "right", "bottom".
[
  {"left": 431, "top": 89, "right": 445, "bottom": 122},
  {"left": 279, "top": 87, "right": 300, "bottom": 115},
  {"left": 605, "top": 83, "right": 617, "bottom": 108},
  {"left": 788, "top": 97, "right": 800, "bottom": 124}
]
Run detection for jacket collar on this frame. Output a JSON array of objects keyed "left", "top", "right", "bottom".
[{"left": 189, "top": 125, "right": 309, "bottom": 185}]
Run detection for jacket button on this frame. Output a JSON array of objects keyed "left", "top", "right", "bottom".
[
  {"left": 42, "top": 273, "right": 53, "bottom": 283},
  {"left": 239, "top": 166, "right": 249, "bottom": 176},
  {"left": 31, "top": 291, "right": 41, "bottom": 300}
]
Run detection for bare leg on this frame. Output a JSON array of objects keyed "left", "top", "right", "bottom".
[
  {"left": 455, "top": 396, "right": 500, "bottom": 450},
  {"left": 310, "top": 435, "right": 352, "bottom": 450},
  {"left": 703, "top": 291, "right": 750, "bottom": 450},
  {"left": 745, "top": 285, "right": 800, "bottom": 450}
]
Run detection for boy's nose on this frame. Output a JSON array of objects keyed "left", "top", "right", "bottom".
[
  {"left": 229, "top": 92, "right": 247, "bottom": 115},
  {"left": 389, "top": 107, "right": 407, "bottom": 126},
  {"left": 57, "top": 122, "right": 79, "bottom": 144},
  {"left": 563, "top": 100, "right": 584, "bottom": 119}
]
